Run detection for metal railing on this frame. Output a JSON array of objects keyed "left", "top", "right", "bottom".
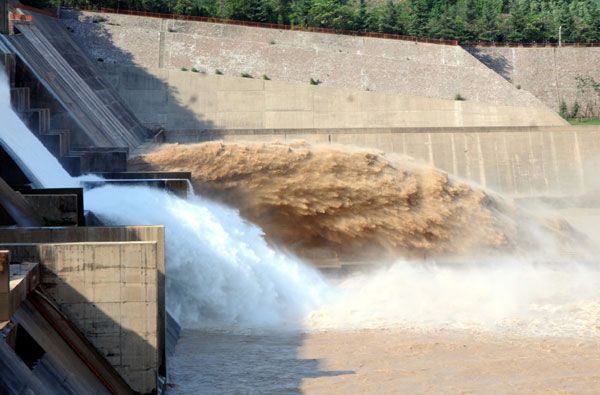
[
  {"left": 15, "top": 2, "right": 57, "bottom": 18},
  {"left": 9, "top": 13, "right": 33, "bottom": 22},
  {"left": 462, "top": 41, "right": 600, "bottom": 48},
  {"left": 15, "top": 3, "right": 600, "bottom": 49},
  {"left": 92, "top": 7, "right": 459, "bottom": 46}
]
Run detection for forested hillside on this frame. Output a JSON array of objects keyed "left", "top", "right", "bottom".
[{"left": 25, "top": 0, "right": 600, "bottom": 43}]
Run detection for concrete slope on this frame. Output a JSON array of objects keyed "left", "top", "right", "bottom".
[
  {"left": 465, "top": 46, "right": 600, "bottom": 113},
  {"left": 3, "top": 14, "right": 148, "bottom": 150},
  {"left": 61, "top": 11, "right": 550, "bottom": 111}
]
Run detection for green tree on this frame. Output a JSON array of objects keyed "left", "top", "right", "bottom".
[
  {"left": 379, "top": 0, "right": 400, "bottom": 34},
  {"left": 173, "top": 0, "right": 195, "bottom": 15},
  {"left": 559, "top": 99, "right": 568, "bottom": 119},
  {"left": 290, "top": 0, "right": 312, "bottom": 25},
  {"left": 409, "top": 0, "right": 430, "bottom": 36},
  {"left": 223, "top": 0, "right": 253, "bottom": 20},
  {"left": 353, "top": 0, "right": 369, "bottom": 31},
  {"left": 308, "top": 0, "right": 353, "bottom": 30}
]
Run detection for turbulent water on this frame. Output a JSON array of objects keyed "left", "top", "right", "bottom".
[
  {"left": 1, "top": 72, "right": 599, "bottom": 393},
  {"left": 130, "top": 141, "right": 581, "bottom": 261},
  {"left": 86, "top": 185, "right": 331, "bottom": 327}
]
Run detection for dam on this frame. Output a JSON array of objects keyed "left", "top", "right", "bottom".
[{"left": 0, "top": 1, "right": 599, "bottom": 393}]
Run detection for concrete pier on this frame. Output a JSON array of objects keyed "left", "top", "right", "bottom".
[{"left": 0, "top": 225, "right": 167, "bottom": 394}]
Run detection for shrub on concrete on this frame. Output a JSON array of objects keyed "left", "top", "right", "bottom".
[
  {"left": 241, "top": 72, "right": 253, "bottom": 78},
  {"left": 575, "top": 76, "right": 600, "bottom": 119},
  {"left": 263, "top": 74, "right": 270, "bottom": 80},
  {"left": 191, "top": 67, "right": 198, "bottom": 73},
  {"left": 559, "top": 100, "right": 568, "bottom": 119},
  {"left": 516, "top": 84, "right": 521, "bottom": 89},
  {"left": 309, "top": 78, "right": 321, "bottom": 85},
  {"left": 269, "top": 40, "right": 275, "bottom": 45},
  {"left": 168, "top": 27, "right": 175, "bottom": 33},
  {"left": 215, "top": 69, "right": 223, "bottom": 75},
  {"left": 180, "top": 67, "right": 188, "bottom": 71},
  {"left": 571, "top": 101, "right": 580, "bottom": 119},
  {"left": 454, "top": 93, "right": 464, "bottom": 101}
]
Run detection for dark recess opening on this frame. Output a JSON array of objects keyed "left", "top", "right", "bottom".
[{"left": 11, "top": 324, "right": 46, "bottom": 370}]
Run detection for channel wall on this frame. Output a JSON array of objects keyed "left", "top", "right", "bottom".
[{"left": 167, "top": 126, "right": 600, "bottom": 198}]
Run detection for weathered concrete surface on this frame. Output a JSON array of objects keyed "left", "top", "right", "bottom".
[
  {"left": 0, "top": 225, "right": 166, "bottom": 394},
  {"left": 17, "top": 188, "right": 85, "bottom": 226},
  {"left": 466, "top": 47, "right": 600, "bottom": 113},
  {"left": 0, "top": 241, "right": 159, "bottom": 394},
  {"left": 61, "top": 10, "right": 548, "bottom": 111},
  {"left": 168, "top": 126, "right": 600, "bottom": 198},
  {"left": 22, "top": 194, "right": 78, "bottom": 226},
  {"left": 98, "top": 65, "right": 566, "bottom": 130}
]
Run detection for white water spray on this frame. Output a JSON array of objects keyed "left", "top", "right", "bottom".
[
  {"left": 305, "top": 259, "right": 600, "bottom": 337},
  {"left": 85, "top": 185, "right": 331, "bottom": 327},
  {"left": 0, "top": 72, "right": 74, "bottom": 188}
]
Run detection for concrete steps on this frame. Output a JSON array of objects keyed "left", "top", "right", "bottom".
[
  {"left": 9, "top": 87, "right": 29, "bottom": 111},
  {"left": 0, "top": 52, "right": 129, "bottom": 177},
  {"left": 1, "top": 14, "right": 149, "bottom": 150}
]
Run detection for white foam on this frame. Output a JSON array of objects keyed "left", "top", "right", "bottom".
[
  {"left": 85, "top": 185, "right": 332, "bottom": 329},
  {"left": 304, "top": 258, "right": 600, "bottom": 337}
]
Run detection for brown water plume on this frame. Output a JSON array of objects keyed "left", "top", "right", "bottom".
[{"left": 130, "top": 141, "right": 528, "bottom": 260}]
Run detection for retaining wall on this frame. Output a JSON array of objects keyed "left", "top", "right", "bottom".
[
  {"left": 466, "top": 47, "right": 600, "bottom": 113},
  {"left": 61, "top": 10, "right": 547, "bottom": 110},
  {"left": 98, "top": 65, "right": 566, "bottom": 130},
  {"left": 168, "top": 126, "right": 600, "bottom": 198}
]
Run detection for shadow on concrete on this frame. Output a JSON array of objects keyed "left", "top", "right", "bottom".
[
  {"left": 167, "top": 329, "right": 355, "bottom": 394},
  {"left": 465, "top": 47, "right": 513, "bottom": 82},
  {"left": 1, "top": 275, "right": 154, "bottom": 394},
  {"left": 59, "top": 11, "right": 215, "bottom": 133},
  {"left": 0, "top": 227, "right": 169, "bottom": 394}
]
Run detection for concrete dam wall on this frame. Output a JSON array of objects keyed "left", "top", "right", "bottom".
[
  {"left": 98, "top": 65, "right": 567, "bottom": 130},
  {"left": 61, "top": 10, "right": 548, "bottom": 110},
  {"left": 166, "top": 126, "right": 600, "bottom": 198}
]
